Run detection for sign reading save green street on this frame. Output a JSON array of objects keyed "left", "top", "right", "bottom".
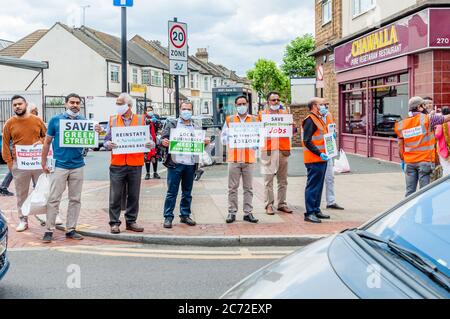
[
  {"left": 169, "top": 128, "right": 205, "bottom": 155},
  {"left": 59, "top": 120, "right": 99, "bottom": 148}
]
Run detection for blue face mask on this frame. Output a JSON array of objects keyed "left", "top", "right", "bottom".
[
  {"left": 180, "top": 110, "right": 192, "bottom": 121},
  {"left": 319, "top": 105, "right": 328, "bottom": 116},
  {"left": 147, "top": 112, "right": 154, "bottom": 117}
]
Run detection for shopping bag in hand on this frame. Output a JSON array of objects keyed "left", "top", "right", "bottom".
[
  {"left": 333, "top": 149, "right": 351, "bottom": 173},
  {"left": 22, "top": 174, "right": 50, "bottom": 216}
]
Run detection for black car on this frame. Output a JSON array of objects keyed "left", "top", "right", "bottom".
[
  {"left": 0, "top": 211, "right": 9, "bottom": 281},
  {"left": 222, "top": 175, "right": 450, "bottom": 299}
]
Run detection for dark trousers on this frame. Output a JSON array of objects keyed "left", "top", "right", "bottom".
[
  {"left": 145, "top": 161, "right": 158, "bottom": 174},
  {"left": 1, "top": 171, "right": 13, "bottom": 189},
  {"left": 109, "top": 165, "right": 142, "bottom": 226},
  {"left": 163, "top": 164, "right": 195, "bottom": 220},
  {"left": 305, "top": 162, "right": 328, "bottom": 216}
]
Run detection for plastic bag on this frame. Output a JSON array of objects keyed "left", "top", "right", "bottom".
[
  {"left": 22, "top": 174, "right": 50, "bottom": 216},
  {"left": 334, "top": 149, "right": 351, "bottom": 173}
]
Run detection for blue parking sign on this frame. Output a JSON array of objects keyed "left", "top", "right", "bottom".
[{"left": 113, "top": 0, "right": 133, "bottom": 7}]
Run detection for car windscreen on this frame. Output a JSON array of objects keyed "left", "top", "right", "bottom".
[{"left": 366, "top": 178, "right": 450, "bottom": 277}]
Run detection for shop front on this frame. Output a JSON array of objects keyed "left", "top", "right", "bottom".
[{"left": 334, "top": 7, "right": 450, "bottom": 162}]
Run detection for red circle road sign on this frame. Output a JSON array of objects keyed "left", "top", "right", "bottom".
[
  {"left": 170, "top": 25, "right": 187, "bottom": 49},
  {"left": 317, "top": 65, "right": 324, "bottom": 81}
]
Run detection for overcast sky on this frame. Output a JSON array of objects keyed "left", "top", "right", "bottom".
[{"left": 0, "top": 0, "right": 315, "bottom": 75}]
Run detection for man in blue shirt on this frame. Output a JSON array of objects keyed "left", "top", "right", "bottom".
[{"left": 41, "top": 93, "right": 101, "bottom": 243}]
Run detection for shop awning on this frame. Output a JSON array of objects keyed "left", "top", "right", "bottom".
[{"left": 0, "top": 56, "right": 48, "bottom": 71}]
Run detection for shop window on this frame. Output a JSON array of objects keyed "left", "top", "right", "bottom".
[{"left": 344, "top": 90, "right": 367, "bottom": 135}]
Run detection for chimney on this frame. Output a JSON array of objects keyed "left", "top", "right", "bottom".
[{"left": 196, "top": 48, "right": 209, "bottom": 64}]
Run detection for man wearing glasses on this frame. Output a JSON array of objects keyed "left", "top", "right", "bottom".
[{"left": 259, "top": 92, "right": 294, "bottom": 216}]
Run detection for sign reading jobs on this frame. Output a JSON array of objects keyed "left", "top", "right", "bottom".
[
  {"left": 59, "top": 120, "right": 98, "bottom": 148},
  {"left": 261, "top": 114, "right": 293, "bottom": 138},
  {"left": 228, "top": 122, "right": 261, "bottom": 149},
  {"left": 169, "top": 128, "right": 205, "bottom": 155},
  {"left": 16, "top": 145, "right": 53, "bottom": 170},
  {"left": 112, "top": 126, "right": 150, "bottom": 155}
]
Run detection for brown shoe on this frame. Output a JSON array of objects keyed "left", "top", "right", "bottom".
[
  {"left": 126, "top": 222, "right": 144, "bottom": 232},
  {"left": 266, "top": 206, "right": 275, "bottom": 215},
  {"left": 110, "top": 225, "right": 120, "bottom": 234},
  {"left": 278, "top": 206, "right": 293, "bottom": 213}
]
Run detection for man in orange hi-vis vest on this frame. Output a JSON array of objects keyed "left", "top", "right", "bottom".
[
  {"left": 259, "top": 92, "right": 294, "bottom": 216},
  {"left": 395, "top": 96, "right": 450, "bottom": 197},
  {"left": 302, "top": 97, "right": 332, "bottom": 224},
  {"left": 103, "top": 93, "right": 155, "bottom": 234},
  {"left": 221, "top": 95, "right": 259, "bottom": 224}
]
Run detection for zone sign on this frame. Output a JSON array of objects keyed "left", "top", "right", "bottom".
[{"left": 169, "top": 21, "right": 188, "bottom": 61}]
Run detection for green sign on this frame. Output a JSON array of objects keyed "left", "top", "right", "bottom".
[
  {"left": 169, "top": 141, "right": 204, "bottom": 154},
  {"left": 59, "top": 120, "right": 98, "bottom": 148},
  {"left": 169, "top": 128, "right": 205, "bottom": 155}
]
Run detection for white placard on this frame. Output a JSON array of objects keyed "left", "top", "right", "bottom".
[
  {"left": 328, "top": 123, "right": 337, "bottom": 135},
  {"left": 16, "top": 145, "right": 53, "bottom": 170},
  {"left": 169, "top": 128, "right": 205, "bottom": 155},
  {"left": 324, "top": 133, "right": 338, "bottom": 159},
  {"left": 59, "top": 120, "right": 98, "bottom": 148},
  {"left": 111, "top": 126, "right": 150, "bottom": 155},
  {"left": 261, "top": 114, "right": 293, "bottom": 138},
  {"left": 228, "top": 122, "right": 261, "bottom": 149}
]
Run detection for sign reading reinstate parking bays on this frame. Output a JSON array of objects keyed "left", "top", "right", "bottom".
[
  {"left": 59, "top": 120, "right": 98, "bottom": 148},
  {"left": 169, "top": 128, "right": 205, "bottom": 155},
  {"left": 112, "top": 126, "right": 150, "bottom": 155}
]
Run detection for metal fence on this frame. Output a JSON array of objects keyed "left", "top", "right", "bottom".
[
  {"left": 0, "top": 98, "right": 13, "bottom": 133},
  {"left": 44, "top": 96, "right": 86, "bottom": 122}
]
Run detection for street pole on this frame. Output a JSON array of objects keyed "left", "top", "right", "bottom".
[
  {"left": 174, "top": 17, "right": 180, "bottom": 118},
  {"left": 121, "top": 7, "right": 128, "bottom": 93},
  {"left": 81, "top": 5, "right": 90, "bottom": 26}
]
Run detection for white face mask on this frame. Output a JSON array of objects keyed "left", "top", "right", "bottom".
[
  {"left": 270, "top": 104, "right": 280, "bottom": 111},
  {"left": 117, "top": 104, "right": 129, "bottom": 115},
  {"left": 237, "top": 105, "right": 248, "bottom": 115},
  {"left": 66, "top": 109, "right": 79, "bottom": 117}
]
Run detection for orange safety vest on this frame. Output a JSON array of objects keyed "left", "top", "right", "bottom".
[
  {"left": 226, "top": 114, "right": 258, "bottom": 164},
  {"left": 302, "top": 113, "right": 329, "bottom": 164},
  {"left": 259, "top": 109, "right": 291, "bottom": 151},
  {"left": 110, "top": 114, "right": 146, "bottom": 167},
  {"left": 394, "top": 114, "right": 436, "bottom": 164}
]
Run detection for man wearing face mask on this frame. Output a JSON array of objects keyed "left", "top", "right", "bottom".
[
  {"left": 41, "top": 93, "right": 103, "bottom": 243},
  {"left": 221, "top": 96, "right": 259, "bottom": 224},
  {"left": 322, "top": 100, "right": 344, "bottom": 211},
  {"left": 302, "top": 98, "right": 331, "bottom": 223},
  {"left": 160, "top": 102, "right": 210, "bottom": 229},
  {"left": 395, "top": 96, "right": 450, "bottom": 197},
  {"left": 103, "top": 93, "right": 155, "bottom": 234},
  {"left": 2, "top": 95, "right": 46, "bottom": 232},
  {"left": 259, "top": 91, "right": 294, "bottom": 216}
]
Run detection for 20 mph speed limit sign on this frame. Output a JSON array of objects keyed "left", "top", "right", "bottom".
[{"left": 169, "top": 21, "right": 188, "bottom": 75}]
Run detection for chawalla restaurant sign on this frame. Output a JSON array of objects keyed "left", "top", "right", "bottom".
[{"left": 335, "top": 8, "right": 450, "bottom": 73}]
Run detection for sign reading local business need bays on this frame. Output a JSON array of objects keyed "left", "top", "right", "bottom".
[
  {"left": 169, "top": 128, "right": 205, "bottom": 155},
  {"left": 228, "top": 122, "right": 261, "bottom": 149},
  {"left": 59, "top": 120, "right": 98, "bottom": 148},
  {"left": 112, "top": 126, "right": 150, "bottom": 155},
  {"left": 261, "top": 114, "right": 293, "bottom": 138},
  {"left": 324, "top": 133, "right": 338, "bottom": 159},
  {"left": 16, "top": 145, "right": 53, "bottom": 170}
]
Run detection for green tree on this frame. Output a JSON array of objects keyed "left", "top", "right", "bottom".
[
  {"left": 247, "top": 59, "right": 290, "bottom": 103},
  {"left": 281, "top": 34, "right": 316, "bottom": 78}
]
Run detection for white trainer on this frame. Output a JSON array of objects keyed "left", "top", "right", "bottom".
[
  {"left": 16, "top": 220, "right": 29, "bottom": 232},
  {"left": 55, "top": 215, "right": 63, "bottom": 226}
]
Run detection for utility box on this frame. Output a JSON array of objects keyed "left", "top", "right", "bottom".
[{"left": 290, "top": 78, "right": 316, "bottom": 105}]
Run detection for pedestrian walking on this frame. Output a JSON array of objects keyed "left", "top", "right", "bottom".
[
  {"left": 160, "top": 101, "right": 210, "bottom": 229},
  {"left": 395, "top": 97, "right": 450, "bottom": 197},
  {"left": 434, "top": 106, "right": 450, "bottom": 176},
  {"left": 40, "top": 93, "right": 102, "bottom": 243},
  {"left": 29, "top": 104, "right": 39, "bottom": 116},
  {"left": 0, "top": 171, "right": 14, "bottom": 196},
  {"left": 103, "top": 93, "right": 155, "bottom": 234},
  {"left": 259, "top": 92, "right": 293, "bottom": 216},
  {"left": 144, "top": 105, "right": 162, "bottom": 180},
  {"left": 302, "top": 97, "right": 331, "bottom": 224},
  {"left": 1, "top": 95, "right": 46, "bottom": 232},
  {"left": 322, "top": 99, "right": 344, "bottom": 211},
  {"left": 221, "top": 95, "right": 259, "bottom": 224}
]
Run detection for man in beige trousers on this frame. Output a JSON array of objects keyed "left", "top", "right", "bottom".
[
  {"left": 221, "top": 96, "right": 259, "bottom": 224},
  {"left": 41, "top": 93, "right": 102, "bottom": 243},
  {"left": 2, "top": 95, "right": 46, "bottom": 232}
]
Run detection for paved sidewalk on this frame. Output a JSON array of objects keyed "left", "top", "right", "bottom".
[{"left": 1, "top": 162, "right": 405, "bottom": 247}]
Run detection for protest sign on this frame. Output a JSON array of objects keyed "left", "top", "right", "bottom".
[
  {"left": 111, "top": 126, "right": 150, "bottom": 155},
  {"left": 261, "top": 114, "right": 293, "bottom": 138},
  {"left": 324, "top": 133, "right": 338, "bottom": 158},
  {"left": 59, "top": 120, "right": 98, "bottom": 148},
  {"left": 169, "top": 128, "right": 205, "bottom": 155},
  {"left": 16, "top": 145, "right": 53, "bottom": 170},
  {"left": 228, "top": 122, "right": 261, "bottom": 149}
]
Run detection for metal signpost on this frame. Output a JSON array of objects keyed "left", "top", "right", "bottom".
[
  {"left": 168, "top": 18, "right": 188, "bottom": 117},
  {"left": 114, "top": 0, "right": 134, "bottom": 93}
]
